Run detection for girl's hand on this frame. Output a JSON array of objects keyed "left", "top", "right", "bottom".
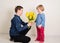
[{"left": 38, "top": 25, "right": 42, "bottom": 28}]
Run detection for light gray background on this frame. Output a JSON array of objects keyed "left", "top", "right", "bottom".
[{"left": 0, "top": 0, "right": 60, "bottom": 37}]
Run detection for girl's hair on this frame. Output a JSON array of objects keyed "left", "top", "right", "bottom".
[{"left": 36, "top": 5, "right": 44, "bottom": 11}]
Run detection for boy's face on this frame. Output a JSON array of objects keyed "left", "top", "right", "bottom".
[{"left": 17, "top": 9, "right": 23, "bottom": 15}]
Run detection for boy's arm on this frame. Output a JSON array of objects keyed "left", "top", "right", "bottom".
[
  {"left": 21, "top": 20, "right": 28, "bottom": 25},
  {"left": 20, "top": 18, "right": 28, "bottom": 25}
]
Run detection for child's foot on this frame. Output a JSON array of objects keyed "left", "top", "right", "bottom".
[
  {"left": 35, "top": 39, "right": 39, "bottom": 41},
  {"left": 35, "top": 39, "right": 38, "bottom": 41},
  {"left": 40, "top": 41, "right": 44, "bottom": 43},
  {"left": 10, "top": 38, "right": 14, "bottom": 41},
  {"left": 35, "top": 38, "right": 38, "bottom": 41}
]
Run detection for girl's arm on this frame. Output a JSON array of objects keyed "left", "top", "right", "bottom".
[{"left": 41, "top": 14, "right": 45, "bottom": 27}]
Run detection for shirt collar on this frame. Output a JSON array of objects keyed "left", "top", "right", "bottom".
[{"left": 14, "top": 14, "right": 20, "bottom": 18}]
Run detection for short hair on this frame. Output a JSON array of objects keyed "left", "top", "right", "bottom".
[
  {"left": 15, "top": 6, "right": 23, "bottom": 13},
  {"left": 36, "top": 5, "right": 44, "bottom": 11}
]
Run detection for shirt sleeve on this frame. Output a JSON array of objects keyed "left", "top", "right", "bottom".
[
  {"left": 21, "top": 20, "right": 28, "bottom": 25},
  {"left": 14, "top": 17, "right": 28, "bottom": 32},
  {"left": 41, "top": 14, "right": 45, "bottom": 27}
]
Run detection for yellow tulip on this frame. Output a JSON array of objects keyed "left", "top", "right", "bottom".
[
  {"left": 26, "top": 11, "right": 36, "bottom": 22},
  {"left": 29, "top": 12, "right": 33, "bottom": 16},
  {"left": 26, "top": 12, "right": 29, "bottom": 17}
]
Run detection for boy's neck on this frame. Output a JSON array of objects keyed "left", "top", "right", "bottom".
[{"left": 16, "top": 13, "right": 21, "bottom": 16}]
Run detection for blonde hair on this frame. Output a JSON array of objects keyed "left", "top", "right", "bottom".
[{"left": 36, "top": 5, "right": 44, "bottom": 11}]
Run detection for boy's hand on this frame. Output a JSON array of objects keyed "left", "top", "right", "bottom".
[{"left": 27, "top": 22, "right": 33, "bottom": 26}]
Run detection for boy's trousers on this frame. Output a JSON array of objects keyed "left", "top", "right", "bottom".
[{"left": 10, "top": 27, "right": 31, "bottom": 43}]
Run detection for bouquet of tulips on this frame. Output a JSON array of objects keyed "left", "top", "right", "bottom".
[{"left": 26, "top": 11, "right": 36, "bottom": 22}]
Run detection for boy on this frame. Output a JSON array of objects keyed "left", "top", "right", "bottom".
[
  {"left": 9, "top": 6, "right": 32, "bottom": 43},
  {"left": 35, "top": 5, "right": 45, "bottom": 43}
]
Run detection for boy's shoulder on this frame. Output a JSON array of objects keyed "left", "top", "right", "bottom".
[{"left": 12, "top": 15, "right": 19, "bottom": 20}]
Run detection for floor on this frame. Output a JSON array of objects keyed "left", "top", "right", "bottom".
[{"left": 0, "top": 34, "right": 60, "bottom": 43}]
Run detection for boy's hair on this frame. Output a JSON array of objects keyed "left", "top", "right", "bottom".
[
  {"left": 36, "top": 5, "right": 44, "bottom": 11},
  {"left": 15, "top": 6, "right": 23, "bottom": 13}
]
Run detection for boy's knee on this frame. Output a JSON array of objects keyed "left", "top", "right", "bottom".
[
  {"left": 27, "top": 37, "right": 31, "bottom": 42},
  {"left": 23, "top": 37, "right": 31, "bottom": 43},
  {"left": 28, "top": 37, "right": 31, "bottom": 42}
]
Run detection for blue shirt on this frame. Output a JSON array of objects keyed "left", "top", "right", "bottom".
[
  {"left": 9, "top": 15, "right": 28, "bottom": 36},
  {"left": 36, "top": 13, "right": 45, "bottom": 27}
]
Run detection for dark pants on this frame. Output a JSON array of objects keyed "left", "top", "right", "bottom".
[{"left": 10, "top": 27, "right": 31, "bottom": 43}]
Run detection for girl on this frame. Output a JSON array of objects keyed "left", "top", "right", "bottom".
[{"left": 35, "top": 5, "right": 45, "bottom": 43}]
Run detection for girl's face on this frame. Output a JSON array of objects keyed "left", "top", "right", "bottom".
[
  {"left": 37, "top": 8, "right": 42, "bottom": 13},
  {"left": 37, "top": 7, "right": 44, "bottom": 14}
]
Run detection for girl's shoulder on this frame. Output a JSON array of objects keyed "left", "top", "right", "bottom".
[
  {"left": 41, "top": 13, "right": 45, "bottom": 16},
  {"left": 37, "top": 13, "right": 45, "bottom": 16}
]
